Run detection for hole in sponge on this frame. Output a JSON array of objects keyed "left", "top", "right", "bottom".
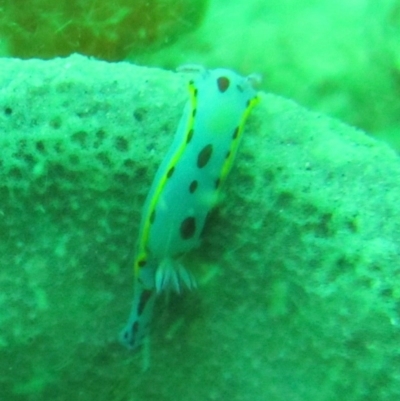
[
  {"left": 115, "top": 136, "right": 129, "bottom": 152},
  {"left": 72, "top": 131, "right": 89, "bottom": 148},
  {"left": 4, "top": 107, "right": 12, "bottom": 116},
  {"left": 96, "top": 152, "right": 112, "bottom": 168},
  {"left": 133, "top": 108, "right": 147, "bottom": 122},
  {"left": 50, "top": 116, "right": 62, "bottom": 129}
]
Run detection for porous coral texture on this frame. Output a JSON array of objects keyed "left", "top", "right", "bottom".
[{"left": 0, "top": 55, "right": 400, "bottom": 401}]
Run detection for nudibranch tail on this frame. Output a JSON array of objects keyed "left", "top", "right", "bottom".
[
  {"left": 120, "top": 259, "right": 196, "bottom": 349},
  {"left": 120, "top": 278, "right": 156, "bottom": 350}
]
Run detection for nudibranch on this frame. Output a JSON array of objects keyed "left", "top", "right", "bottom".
[{"left": 120, "top": 66, "right": 260, "bottom": 350}]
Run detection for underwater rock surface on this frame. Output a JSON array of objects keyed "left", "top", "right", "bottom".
[{"left": 0, "top": 54, "right": 399, "bottom": 401}]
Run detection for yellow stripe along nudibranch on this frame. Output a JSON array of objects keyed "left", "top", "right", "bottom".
[{"left": 120, "top": 67, "right": 260, "bottom": 350}]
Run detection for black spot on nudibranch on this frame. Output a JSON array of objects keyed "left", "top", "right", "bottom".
[
  {"left": 217, "top": 76, "right": 230, "bottom": 92},
  {"left": 180, "top": 217, "right": 196, "bottom": 239},
  {"left": 150, "top": 209, "right": 156, "bottom": 224},
  {"left": 197, "top": 144, "right": 213, "bottom": 168},
  {"left": 215, "top": 178, "right": 221, "bottom": 188},
  {"left": 186, "top": 129, "right": 194, "bottom": 143},
  {"left": 138, "top": 290, "right": 153, "bottom": 315},
  {"left": 167, "top": 166, "right": 175, "bottom": 178},
  {"left": 131, "top": 321, "right": 139, "bottom": 334},
  {"left": 236, "top": 84, "right": 244, "bottom": 93},
  {"left": 138, "top": 259, "right": 147, "bottom": 267},
  {"left": 232, "top": 127, "right": 239, "bottom": 139},
  {"left": 189, "top": 180, "right": 198, "bottom": 193}
]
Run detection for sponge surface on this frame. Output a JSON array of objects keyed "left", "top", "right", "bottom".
[{"left": 0, "top": 55, "right": 399, "bottom": 401}]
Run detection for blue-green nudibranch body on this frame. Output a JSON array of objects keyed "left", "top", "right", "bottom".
[{"left": 120, "top": 67, "right": 260, "bottom": 350}]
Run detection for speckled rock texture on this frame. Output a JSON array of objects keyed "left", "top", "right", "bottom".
[{"left": 1, "top": 54, "right": 399, "bottom": 401}]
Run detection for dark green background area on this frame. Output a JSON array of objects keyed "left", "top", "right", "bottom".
[{"left": 1, "top": 0, "right": 399, "bottom": 148}]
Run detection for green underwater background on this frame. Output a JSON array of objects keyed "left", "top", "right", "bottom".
[{"left": 1, "top": 1, "right": 400, "bottom": 400}]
